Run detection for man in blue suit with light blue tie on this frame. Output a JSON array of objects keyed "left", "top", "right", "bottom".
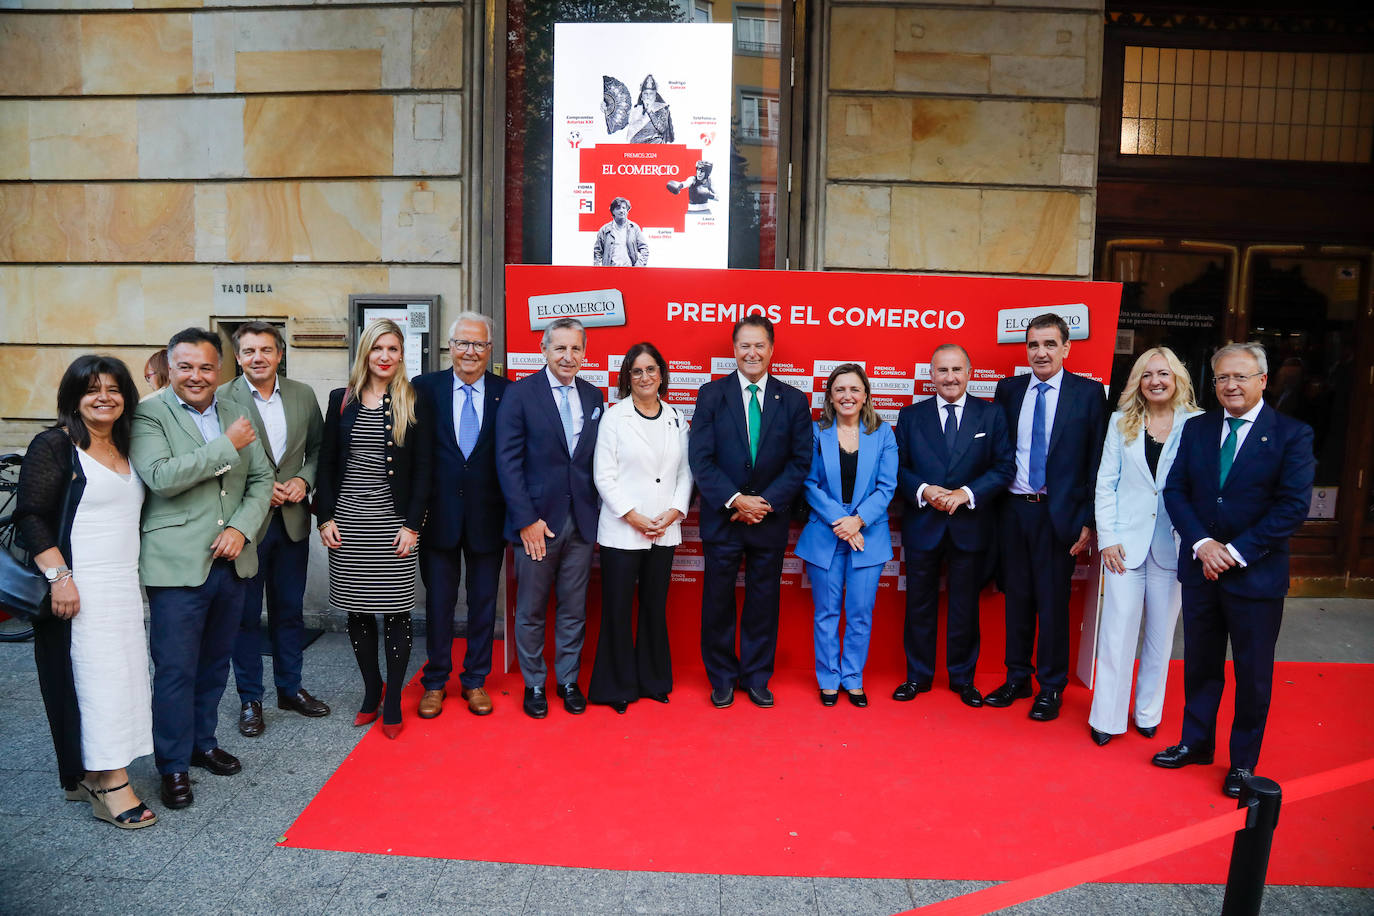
[
  {"left": 894, "top": 344, "right": 1014, "bottom": 708},
  {"left": 990, "top": 313, "right": 1107, "bottom": 722},
  {"left": 413, "top": 312, "right": 509, "bottom": 719},
  {"left": 496, "top": 317, "right": 603, "bottom": 719},
  {"left": 1154, "top": 342, "right": 1314, "bottom": 797},
  {"left": 689, "top": 315, "right": 812, "bottom": 709}
]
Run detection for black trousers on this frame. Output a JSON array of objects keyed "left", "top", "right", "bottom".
[
  {"left": 903, "top": 531, "right": 981, "bottom": 686},
  {"left": 1180, "top": 584, "right": 1284, "bottom": 769},
  {"left": 700, "top": 540, "right": 785, "bottom": 689},
  {"left": 33, "top": 613, "right": 82, "bottom": 789},
  {"left": 419, "top": 539, "right": 504, "bottom": 692},
  {"left": 589, "top": 545, "right": 675, "bottom": 703},
  {"left": 999, "top": 497, "right": 1075, "bottom": 690}
]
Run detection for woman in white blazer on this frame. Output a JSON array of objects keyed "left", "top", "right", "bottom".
[
  {"left": 795, "top": 364, "right": 898, "bottom": 707},
  {"left": 1089, "top": 347, "right": 1201, "bottom": 745},
  {"left": 589, "top": 342, "right": 692, "bottom": 713}
]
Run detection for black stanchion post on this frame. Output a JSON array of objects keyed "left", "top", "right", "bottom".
[{"left": 1221, "top": 775, "right": 1282, "bottom": 916}]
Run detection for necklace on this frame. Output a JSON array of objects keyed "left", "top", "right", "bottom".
[{"left": 1144, "top": 413, "right": 1172, "bottom": 444}]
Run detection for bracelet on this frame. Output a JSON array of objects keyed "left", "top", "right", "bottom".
[
  {"left": 50, "top": 572, "right": 74, "bottom": 586},
  {"left": 317, "top": 520, "right": 332, "bottom": 531}
]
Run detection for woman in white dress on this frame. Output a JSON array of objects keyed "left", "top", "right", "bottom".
[{"left": 16, "top": 355, "right": 156, "bottom": 828}]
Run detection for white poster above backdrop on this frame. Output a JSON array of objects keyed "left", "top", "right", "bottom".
[{"left": 552, "top": 22, "right": 734, "bottom": 269}]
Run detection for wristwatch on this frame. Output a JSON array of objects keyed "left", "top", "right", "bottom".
[{"left": 44, "top": 565, "right": 71, "bottom": 582}]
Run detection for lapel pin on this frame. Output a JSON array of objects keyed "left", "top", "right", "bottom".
[
  {"left": 773, "top": 394, "right": 780, "bottom": 400},
  {"left": 1260, "top": 436, "right": 1267, "bottom": 442}
]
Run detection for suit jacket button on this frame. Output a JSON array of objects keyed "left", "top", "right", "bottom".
[
  {"left": 1217, "top": 497, "right": 1223, "bottom": 503},
  {"left": 221, "top": 490, "right": 227, "bottom": 496},
  {"left": 655, "top": 478, "right": 661, "bottom": 483},
  {"left": 386, "top": 456, "right": 393, "bottom": 462},
  {"left": 387, "top": 470, "right": 394, "bottom": 476},
  {"left": 386, "top": 424, "right": 392, "bottom": 430},
  {"left": 217, "top": 519, "right": 224, "bottom": 525}
]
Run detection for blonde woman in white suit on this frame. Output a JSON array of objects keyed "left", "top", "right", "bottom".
[
  {"left": 1089, "top": 347, "right": 1201, "bottom": 746},
  {"left": 589, "top": 342, "right": 692, "bottom": 713}
]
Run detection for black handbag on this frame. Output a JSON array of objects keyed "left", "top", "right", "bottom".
[
  {"left": 0, "top": 448, "right": 78, "bottom": 623},
  {"left": 0, "top": 513, "right": 50, "bottom": 622}
]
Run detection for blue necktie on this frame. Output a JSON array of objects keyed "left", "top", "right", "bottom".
[
  {"left": 1028, "top": 382, "right": 1049, "bottom": 492},
  {"left": 558, "top": 385, "right": 576, "bottom": 454},
  {"left": 943, "top": 403, "right": 958, "bottom": 451},
  {"left": 457, "top": 384, "right": 478, "bottom": 458}
]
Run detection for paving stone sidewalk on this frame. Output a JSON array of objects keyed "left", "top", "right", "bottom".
[{"left": 1, "top": 598, "right": 1371, "bottom": 915}]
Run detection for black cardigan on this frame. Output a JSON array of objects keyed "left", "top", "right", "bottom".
[
  {"left": 314, "top": 388, "right": 433, "bottom": 532},
  {"left": 15, "top": 427, "right": 87, "bottom": 562}
]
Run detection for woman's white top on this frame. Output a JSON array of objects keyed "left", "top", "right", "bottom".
[{"left": 594, "top": 398, "right": 692, "bottom": 549}]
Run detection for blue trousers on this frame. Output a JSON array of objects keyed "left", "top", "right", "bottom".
[
  {"left": 148, "top": 560, "right": 244, "bottom": 774},
  {"left": 232, "top": 512, "right": 309, "bottom": 703},
  {"left": 419, "top": 539, "right": 503, "bottom": 692},
  {"left": 806, "top": 539, "right": 882, "bottom": 690}
]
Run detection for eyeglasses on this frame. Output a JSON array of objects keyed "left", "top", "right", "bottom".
[
  {"left": 629, "top": 366, "right": 660, "bottom": 379},
  {"left": 449, "top": 339, "right": 491, "bottom": 352},
  {"left": 1213, "top": 372, "right": 1263, "bottom": 386}
]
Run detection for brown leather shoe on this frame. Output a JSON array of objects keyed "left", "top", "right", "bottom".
[
  {"left": 418, "top": 689, "right": 445, "bottom": 719},
  {"left": 160, "top": 772, "right": 193, "bottom": 809},
  {"left": 238, "top": 701, "right": 264, "bottom": 737},
  {"left": 462, "top": 686, "right": 493, "bottom": 716},
  {"left": 278, "top": 688, "right": 330, "bottom": 718}
]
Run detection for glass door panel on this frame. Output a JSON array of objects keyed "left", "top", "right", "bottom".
[{"left": 1106, "top": 246, "right": 1234, "bottom": 407}]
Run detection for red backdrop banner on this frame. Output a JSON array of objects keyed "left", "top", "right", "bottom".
[{"left": 504, "top": 265, "right": 1123, "bottom": 683}]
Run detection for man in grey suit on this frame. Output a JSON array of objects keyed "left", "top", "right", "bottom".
[
  {"left": 132, "top": 327, "right": 274, "bottom": 810},
  {"left": 219, "top": 321, "right": 329, "bottom": 738},
  {"left": 495, "top": 318, "right": 604, "bottom": 719}
]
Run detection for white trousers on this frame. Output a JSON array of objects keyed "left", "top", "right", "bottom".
[{"left": 1088, "top": 553, "right": 1180, "bottom": 734}]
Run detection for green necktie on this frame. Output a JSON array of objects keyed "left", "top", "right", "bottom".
[
  {"left": 1219, "top": 416, "right": 1246, "bottom": 486},
  {"left": 747, "top": 383, "right": 761, "bottom": 461}
]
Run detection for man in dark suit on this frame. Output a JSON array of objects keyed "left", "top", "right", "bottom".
[
  {"left": 495, "top": 317, "right": 603, "bottom": 719},
  {"left": 413, "top": 312, "right": 509, "bottom": 719},
  {"left": 989, "top": 313, "right": 1107, "bottom": 721},
  {"left": 220, "top": 321, "right": 329, "bottom": 738},
  {"left": 1154, "top": 342, "right": 1314, "bottom": 797},
  {"left": 894, "top": 344, "right": 1014, "bottom": 708},
  {"left": 688, "top": 315, "right": 812, "bottom": 709}
]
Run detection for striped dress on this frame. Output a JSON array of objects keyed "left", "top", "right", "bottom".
[{"left": 327, "top": 405, "right": 418, "bottom": 613}]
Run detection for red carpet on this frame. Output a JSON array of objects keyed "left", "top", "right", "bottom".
[{"left": 282, "top": 589, "right": 1374, "bottom": 888}]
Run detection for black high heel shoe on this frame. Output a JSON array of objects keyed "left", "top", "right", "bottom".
[
  {"left": 611, "top": 700, "right": 629, "bottom": 714},
  {"left": 819, "top": 689, "right": 839, "bottom": 707},
  {"left": 1090, "top": 727, "right": 1112, "bottom": 746},
  {"left": 846, "top": 689, "right": 868, "bottom": 708}
]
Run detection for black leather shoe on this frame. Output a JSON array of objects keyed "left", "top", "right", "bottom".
[
  {"left": 523, "top": 686, "right": 548, "bottom": 719},
  {"left": 557, "top": 683, "right": 587, "bottom": 714},
  {"left": 846, "top": 689, "right": 868, "bottom": 708},
  {"left": 1135, "top": 723, "right": 1158, "bottom": 739},
  {"left": 1028, "top": 689, "right": 1062, "bottom": 721},
  {"left": 892, "top": 680, "right": 932, "bottom": 702},
  {"left": 745, "top": 686, "right": 774, "bottom": 708},
  {"left": 1223, "top": 767, "right": 1254, "bottom": 799},
  {"left": 819, "top": 690, "right": 839, "bottom": 707},
  {"left": 710, "top": 686, "right": 734, "bottom": 708},
  {"left": 1090, "top": 727, "right": 1112, "bottom": 746},
  {"left": 278, "top": 688, "right": 330, "bottom": 718},
  {"left": 983, "top": 680, "right": 1032, "bottom": 708},
  {"left": 952, "top": 683, "right": 983, "bottom": 708},
  {"left": 190, "top": 747, "right": 241, "bottom": 776},
  {"left": 238, "top": 701, "right": 264, "bottom": 738},
  {"left": 1151, "top": 743, "right": 1215, "bottom": 768},
  {"left": 160, "top": 772, "right": 193, "bottom": 809},
  {"left": 610, "top": 700, "right": 628, "bottom": 715}
]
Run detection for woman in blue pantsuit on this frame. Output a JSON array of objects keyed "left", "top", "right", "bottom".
[{"left": 795, "top": 364, "right": 898, "bottom": 707}]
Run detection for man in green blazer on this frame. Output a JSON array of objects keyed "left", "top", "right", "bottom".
[
  {"left": 131, "top": 327, "right": 273, "bottom": 811},
  {"left": 219, "top": 321, "right": 329, "bottom": 739}
]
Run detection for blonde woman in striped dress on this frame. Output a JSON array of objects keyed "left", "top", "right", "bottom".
[{"left": 315, "top": 320, "right": 433, "bottom": 739}]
